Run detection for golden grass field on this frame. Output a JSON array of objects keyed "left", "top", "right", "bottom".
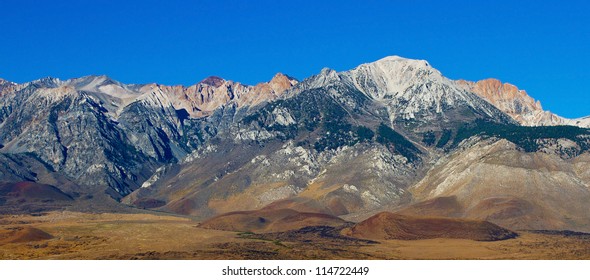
[{"left": 1, "top": 211, "right": 590, "bottom": 260}]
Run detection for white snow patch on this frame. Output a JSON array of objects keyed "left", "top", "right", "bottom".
[{"left": 342, "top": 184, "right": 359, "bottom": 193}]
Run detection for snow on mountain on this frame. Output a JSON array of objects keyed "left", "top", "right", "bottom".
[
  {"left": 346, "top": 56, "right": 442, "bottom": 101},
  {"left": 301, "top": 55, "right": 513, "bottom": 124},
  {"left": 69, "top": 75, "right": 140, "bottom": 99},
  {"left": 572, "top": 116, "right": 590, "bottom": 127}
]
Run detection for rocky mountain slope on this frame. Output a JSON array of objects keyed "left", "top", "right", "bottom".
[
  {"left": 124, "top": 57, "right": 590, "bottom": 230},
  {"left": 1, "top": 56, "right": 589, "bottom": 233},
  {"left": 0, "top": 73, "right": 297, "bottom": 198},
  {"left": 459, "top": 78, "right": 590, "bottom": 128},
  {"left": 125, "top": 56, "right": 520, "bottom": 219},
  {"left": 407, "top": 137, "right": 590, "bottom": 231}
]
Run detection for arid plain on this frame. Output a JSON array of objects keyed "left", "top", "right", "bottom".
[{"left": 1, "top": 211, "right": 589, "bottom": 260}]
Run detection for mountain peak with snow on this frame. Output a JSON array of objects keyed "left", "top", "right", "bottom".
[
  {"left": 375, "top": 55, "right": 430, "bottom": 65},
  {"left": 294, "top": 55, "right": 512, "bottom": 124},
  {"left": 344, "top": 56, "right": 449, "bottom": 101},
  {"left": 367, "top": 55, "right": 433, "bottom": 70},
  {"left": 346, "top": 55, "right": 443, "bottom": 97},
  {"left": 2, "top": 55, "right": 587, "bottom": 128},
  {"left": 30, "top": 77, "right": 63, "bottom": 88}
]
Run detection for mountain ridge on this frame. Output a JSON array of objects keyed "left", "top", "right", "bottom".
[
  {"left": 458, "top": 78, "right": 590, "bottom": 128},
  {"left": 3, "top": 62, "right": 587, "bottom": 128},
  {"left": 1, "top": 56, "right": 590, "bottom": 233}
]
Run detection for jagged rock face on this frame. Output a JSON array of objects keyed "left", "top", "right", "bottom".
[
  {"left": 0, "top": 84, "right": 154, "bottom": 196},
  {"left": 0, "top": 73, "right": 298, "bottom": 197},
  {"left": 298, "top": 57, "right": 516, "bottom": 135},
  {"left": 0, "top": 154, "right": 39, "bottom": 183},
  {"left": 459, "top": 78, "right": 590, "bottom": 128},
  {"left": 344, "top": 57, "right": 513, "bottom": 124},
  {"left": 138, "top": 73, "right": 297, "bottom": 118}
]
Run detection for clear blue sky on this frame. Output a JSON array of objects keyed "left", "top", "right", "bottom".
[{"left": 1, "top": 0, "right": 588, "bottom": 118}]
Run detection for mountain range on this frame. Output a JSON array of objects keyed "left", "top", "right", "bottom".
[{"left": 1, "top": 56, "right": 589, "bottom": 232}]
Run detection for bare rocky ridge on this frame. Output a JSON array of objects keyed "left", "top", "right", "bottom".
[
  {"left": 459, "top": 78, "right": 590, "bottom": 128},
  {"left": 138, "top": 72, "right": 297, "bottom": 118}
]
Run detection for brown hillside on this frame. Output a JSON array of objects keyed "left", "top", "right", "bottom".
[
  {"left": 0, "top": 227, "right": 54, "bottom": 244},
  {"left": 199, "top": 208, "right": 346, "bottom": 233},
  {"left": 344, "top": 212, "right": 517, "bottom": 241},
  {"left": 0, "top": 181, "right": 73, "bottom": 214},
  {"left": 0, "top": 181, "right": 73, "bottom": 201}
]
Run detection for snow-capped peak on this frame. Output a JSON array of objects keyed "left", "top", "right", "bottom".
[
  {"left": 68, "top": 75, "right": 111, "bottom": 87},
  {"left": 65, "top": 75, "right": 140, "bottom": 99},
  {"left": 290, "top": 55, "right": 510, "bottom": 123},
  {"left": 366, "top": 55, "right": 433, "bottom": 71},
  {"left": 374, "top": 55, "right": 431, "bottom": 67},
  {"left": 344, "top": 55, "right": 445, "bottom": 101},
  {"left": 29, "top": 77, "right": 63, "bottom": 88}
]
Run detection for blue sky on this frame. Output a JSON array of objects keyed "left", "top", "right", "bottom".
[{"left": 1, "top": 0, "right": 588, "bottom": 118}]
